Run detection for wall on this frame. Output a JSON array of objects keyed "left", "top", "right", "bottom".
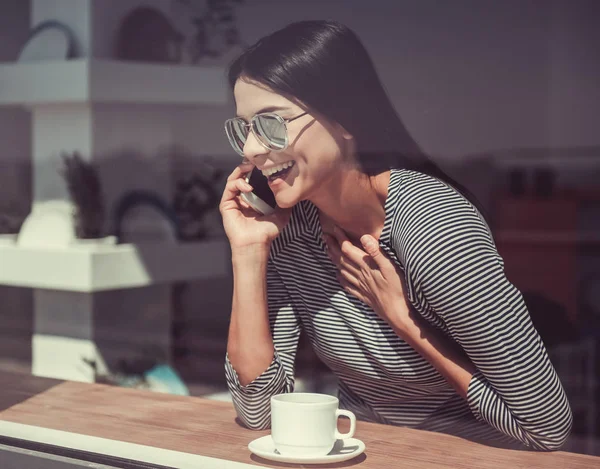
[
  {"left": 175, "top": 0, "right": 600, "bottom": 159},
  {"left": 2, "top": 0, "right": 598, "bottom": 228},
  {"left": 170, "top": 0, "right": 600, "bottom": 225},
  {"left": 547, "top": 0, "right": 600, "bottom": 148},
  {"left": 0, "top": 0, "right": 598, "bottom": 380},
  {"left": 173, "top": 2, "right": 600, "bottom": 377},
  {"left": 0, "top": 0, "right": 31, "bottom": 216},
  {"left": 0, "top": 0, "right": 32, "bottom": 371}
]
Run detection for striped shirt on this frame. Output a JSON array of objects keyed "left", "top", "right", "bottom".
[{"left": 224, "top": 169, "right": 573, "bottom": 450}]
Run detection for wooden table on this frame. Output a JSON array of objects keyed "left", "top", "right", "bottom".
[{"left": 0, "top": 371, "right": 598, "bottom": 468}]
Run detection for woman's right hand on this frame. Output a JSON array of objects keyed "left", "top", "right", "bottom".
[{"left": 219, "top": 161, "right": 292, "bottom": 250}]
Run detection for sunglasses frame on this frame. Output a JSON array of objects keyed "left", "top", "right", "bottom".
[{"left": 224, "top": 111, "right": 309, "bottom": 156}]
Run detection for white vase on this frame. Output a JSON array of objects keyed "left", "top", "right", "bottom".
[{"left": 17, "top": 200, "right": 77, "bottom": 248}]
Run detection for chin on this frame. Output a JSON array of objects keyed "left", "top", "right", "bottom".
[
  {"left": 274, "top": 173, "right": 307, "bottom": 208},
  {"left": 275, "top": 198, "right": 298, "bottom": 209},
  {"left": 274, "top": 190, "right": 301, "bottom": 209}
]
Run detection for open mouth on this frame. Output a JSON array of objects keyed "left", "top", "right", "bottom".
[{"left": 263, "top": 161, "right": 296, "bottom": 182}]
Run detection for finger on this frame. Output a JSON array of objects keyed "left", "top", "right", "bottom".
[
  {"left": 220, "top": 178, "right": 253, "bottom": 208},
  {"left": 238, "top": 195, "right": 253, "bottom": 210},
  {"left": 360, "top": 234, "right": 392, "bottom": 272},
  {"left": 330, "top": 224, "right": 349, "bottom": 245},
  {"left": 226, "top": 160, "right": 254, "bottom": 182},
  {"left": 339, "top": 253, "right": 363, "bottom": 279},
  {"left": 332, "top": 226, "right": 372, "bottom": 267},
  {"left": 337, "top": 264, "right": 362, "bottom": 288},
  {"left": 226, "top": 166, "right": 244, "bottom": 183},
  {"left": 339, "top": 277, "right": 368, "bottom": 305}
]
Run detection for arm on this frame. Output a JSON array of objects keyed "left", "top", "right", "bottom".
[
  {"left": 325, "top": 174, "right": 572, "bottom": 450},
  {"left": 386, "top": 308, "right": 475, "bottom": 400},
  {"left": 402, "top": 191, "right": 573, "bottom": 450},
  {"left": 227, "top": 245, "right": 277, "bottom": 384},
  {"left": 225, "top": 247, "right": 301, "bottom": 430}
]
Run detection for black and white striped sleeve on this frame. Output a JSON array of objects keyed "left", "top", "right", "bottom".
[
  {"left": 224, "top": 260, "right": 302, "bottom": 430},
  {"left": 401, "top": 180, "right": 573, "bottom": 450}
]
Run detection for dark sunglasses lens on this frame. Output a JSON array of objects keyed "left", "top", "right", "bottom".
[
  {"left": 253, "top": 114, "right": 287, "bottom": 151},
  {"left": 225, "top": 119, "right": 247, "bottom": 156}
]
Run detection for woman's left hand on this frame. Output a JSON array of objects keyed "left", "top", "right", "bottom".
[{"left": 324, "top": 226, "right": 412, "bottom": 331}]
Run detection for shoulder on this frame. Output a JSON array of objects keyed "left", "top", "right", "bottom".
[
  {"left": 387, "top": 169, "right": 496, "bottom": 273},
  {"left": 390, "top": 168, "right": 472, "bottom": 209},
  {"left": 388, "top": 168, "right": 487, "bottom": 230}
]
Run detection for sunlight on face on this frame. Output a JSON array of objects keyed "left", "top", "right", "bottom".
[{"left": 233, "top": 78, "right": 352, "bottom": 208}]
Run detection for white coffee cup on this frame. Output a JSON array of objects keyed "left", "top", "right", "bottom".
[{"left": 270, "top": 392, "right": 356, "bottom": 457}]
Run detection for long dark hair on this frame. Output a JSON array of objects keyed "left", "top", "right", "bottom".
[{"left": 228, "top": 20, "right": 485, "bottom": 216}]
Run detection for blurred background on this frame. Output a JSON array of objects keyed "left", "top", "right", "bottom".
[{"left": 0, "top": 0, "right": 598, "bottom": 456}]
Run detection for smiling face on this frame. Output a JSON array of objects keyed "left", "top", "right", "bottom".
[{"left": 233, "top": 77, "right": 354, "bottom": 209}]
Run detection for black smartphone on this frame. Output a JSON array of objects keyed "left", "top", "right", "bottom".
[{"left": 241, "top": 167, "right": 278, "bottom": 215}]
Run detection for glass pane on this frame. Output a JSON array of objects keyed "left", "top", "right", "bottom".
[{"left": 254, "top": 114, "right": 287, "bottom": 150}]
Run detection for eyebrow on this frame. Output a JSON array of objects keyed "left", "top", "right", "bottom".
[{"left": 235, "top": 105, "right": 290, "bottom": 119}]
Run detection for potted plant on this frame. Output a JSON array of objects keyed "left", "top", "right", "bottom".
[{"left": 60, "top": 151, "right": 116, "bottom": 246}]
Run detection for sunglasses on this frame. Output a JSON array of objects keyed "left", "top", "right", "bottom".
[{"left": 224, "top": 111, "right": 308, "bottom": 157}]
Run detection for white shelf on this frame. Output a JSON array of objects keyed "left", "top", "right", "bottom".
[
  {"left": 0, "top": 239, "right": 230, "bottom": 292},
  {"left": 0, "top": 59, "right": 228, "bottom": 106}
]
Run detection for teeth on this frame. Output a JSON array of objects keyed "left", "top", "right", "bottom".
[{"left": 262, "top": 161, "right": 294, "bottom": 177}]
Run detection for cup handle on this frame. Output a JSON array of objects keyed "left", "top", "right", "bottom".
[{"left": 334, "top": 409, "right": 356, "bottom": 440}]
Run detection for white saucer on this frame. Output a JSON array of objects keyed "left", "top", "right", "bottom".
[{"left": 248, "top": 435, "right": 365, "bottom": 464}]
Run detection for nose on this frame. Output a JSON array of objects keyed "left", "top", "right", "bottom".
[{"left": 243, "top": 130, "right": 269, "bottom": 165}]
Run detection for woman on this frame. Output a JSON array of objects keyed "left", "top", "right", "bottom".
[{"left": 219, "top": 20, "right": 572, "bottom": 450}]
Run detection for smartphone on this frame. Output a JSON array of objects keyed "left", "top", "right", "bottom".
[{"left": 241, "top": 167, "right": 277, "bottom": 215}]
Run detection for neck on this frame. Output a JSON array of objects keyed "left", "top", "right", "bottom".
[{"left": 309, "top": 167, "right": 389, "bottom": 242}]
